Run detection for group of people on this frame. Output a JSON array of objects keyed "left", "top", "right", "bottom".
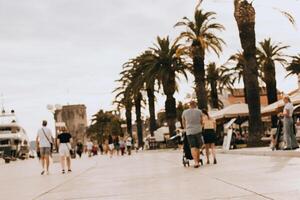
[
  {"left": 35, "top": 120, "right": 73, "bottom": 175},
  {"left": 85, "top": 135, "right": 134, "bottom": 158},
  {"left": 182, "top": 100, "right": 217, "bottom": 168}
]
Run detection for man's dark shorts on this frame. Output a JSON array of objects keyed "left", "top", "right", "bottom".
[{"left": 187, "top": 133, "right": 203, "bottom": 149}]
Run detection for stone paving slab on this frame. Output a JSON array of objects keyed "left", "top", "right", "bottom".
[{"left": 1, "top": 150, "right": 300, "bottom": 200}]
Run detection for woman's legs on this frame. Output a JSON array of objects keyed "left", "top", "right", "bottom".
[
  {"left": 60, "top": 156, "right": 65, "bottom": 171},
  {"left": 66, "top": 156, "right": 71, "bottom": 171},
  {"left": 211, "top": 143, "right": 217, "bottom": 164},
  {"left": 205, "top": 144, "right": 210, "bottom": 164}
]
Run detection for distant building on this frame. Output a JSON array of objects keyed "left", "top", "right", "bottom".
[
  {"left": 55, "top": 104, "right": 88, "bottom": 144},
  {"left": 221, "top": 87, "right": 283, "bottom": 107}
]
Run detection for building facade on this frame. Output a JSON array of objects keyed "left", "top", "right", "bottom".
[{"left": 55, "top": 104, "right": 88, "bottom": 144}]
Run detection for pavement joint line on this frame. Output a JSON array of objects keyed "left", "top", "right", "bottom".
[
  {"left": 158, "top": 154, "right": 275, "bottom": 200},
  {"left": 31, "top": 160, "right": 99, "bottom": 200},
  {"left": 211, "top": 176, "right": 274, "bottom": 200}
]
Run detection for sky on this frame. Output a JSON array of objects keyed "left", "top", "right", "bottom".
[{"left": 0, "top": 0, "right": 299, "bottom": 140}]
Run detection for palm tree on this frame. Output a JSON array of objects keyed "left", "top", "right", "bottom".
[
  {"left": 257, "top": 38, "right": 289, "bottom": 127},
  {"left": 113, "top": 86, "right": 134, "bottom": 137},
  {"left": 143, "top": 36, "right": 188, "bottom": 136},
  {"left": 206, "top": 62, "right": 233, "bottom": 109},
  {"left": 132, "top": 52, "right": 158, "bottom": 136},
  {"left": 119, "top": 59, "right": 145, "bottom": 147},
  {"left": 175, "top": 2, "right": 225, "bottom": 109},
  {"left": 234, "top": 0, "right": 263, "bottom": 146},
  {"left": 286, "top": 54, "right": 300, "bottom": 76}
]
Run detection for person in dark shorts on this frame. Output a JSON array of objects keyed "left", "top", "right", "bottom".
[
  {"left": 202, "top": 109, "right": 217, "bottom": 164},
  {"left": 182, "top": 100, "right": 203, "bottom": 168}
]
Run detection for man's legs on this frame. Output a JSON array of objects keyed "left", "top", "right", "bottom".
[
  {"left": 45, "top": 155, "right": 50, "bottom": 172},
  {"left": 191, "top": 148, "right": 199, "bottom": 166}
]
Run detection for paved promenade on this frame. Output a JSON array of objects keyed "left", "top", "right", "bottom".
[{"left": 1, "top": 150, "right": 300, "bottom": 200}]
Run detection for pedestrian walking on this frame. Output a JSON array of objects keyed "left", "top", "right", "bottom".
[
  {"left": 119, "top": 137, "right": 126, "bottom": 155},
  {"left": 182, "top": 100, "right": 204, "bottom": 168},
  {"left": 36, "top": 120, "right": 54, "bottom": 175},
  {"left": 86, "top": 140, "right": 93, "bottom": 157},
  {"left": 202, "top": 109, "right": 217, "bottom": 164},
  {"left": 282, "top": 96, "right": 299, "bottom": 150},
  {"left": 99, "top": 143, "right": 104, "bottom": 155},
  {"left": 113, "top": 136, "right": 120, "bottom": 156},
  {"left": 57, "top": 127, "right": 73, "bottom": 174},
  {"left": 76, "top": 141, "right": 83, "bottom": 158},
  {"left": 126, "top": 135, "right": 133, "bottom": 155},
  {"left": 108, "top": 135, "right": 114, "bottom": 158}
]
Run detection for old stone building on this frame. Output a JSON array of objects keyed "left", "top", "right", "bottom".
[{"left": 55, "top": 104, "right": 88, "bottom": 144}]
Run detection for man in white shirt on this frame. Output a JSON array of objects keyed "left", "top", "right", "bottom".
[
  {"left": 282, "top": 96, "right": 299, "bottom": 150},
  {"left": 86, "top": 140, "right": 93, "bottom": 157},
  {"left": 182, "top": 100, "right": 203, "bottom": 168},
  {"left": 36, "top": 120, "right": 54, "bottom": 175}
]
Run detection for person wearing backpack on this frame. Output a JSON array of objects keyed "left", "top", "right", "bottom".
[{"left": 36, "top": 120, "right": 54, "bottom": 175}]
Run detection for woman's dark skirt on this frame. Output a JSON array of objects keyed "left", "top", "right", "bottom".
[{"left": 203, "top": 129, "right": 217, "bottom": 144}]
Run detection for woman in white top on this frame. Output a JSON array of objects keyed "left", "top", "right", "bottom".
[{"left": 282, "top": 96, "right": 299, "bottom": 150}]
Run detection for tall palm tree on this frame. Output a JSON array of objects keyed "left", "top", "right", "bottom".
[
  {"left": 175, "top": 2, "right": 225, "bottom": 109},
  {"left": 119, "top": 59, "right": 145, "bottom": 147},
  {"left": 113, "top": 87, "right": 133, "bottom": 136},
  {"left": 206, "top": 62, "right": 233, "bottom": 109},
  {"left": 257, "top": 38, "right": 289, "bottom": 127},
  {"left": 286, "top": 54, "right": 300, "bottom": 76},
  {"left": 234, "top": 0, "right": 263, "bottom": 146},
  {"left": 143, "top": 36, "right": 188, "bottom": 136},
  {"left": 132, "top": 52, "right": 158, "bottom": 136}
]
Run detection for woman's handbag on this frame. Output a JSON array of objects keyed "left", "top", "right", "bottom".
[{"left": 65, "top": 143, "right": 76, "bottom": 159}]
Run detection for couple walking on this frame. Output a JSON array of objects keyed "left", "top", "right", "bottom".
[
  {"left": 35, "top": 120, "right": 73, "bottom": 175},
  {"left": 182, "top": 100, "right": 217, "bottom": 168}
]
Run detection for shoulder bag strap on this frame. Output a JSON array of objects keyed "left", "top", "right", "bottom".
[{"left": 41, "top": 128, "right": 52, "bottom": 145}]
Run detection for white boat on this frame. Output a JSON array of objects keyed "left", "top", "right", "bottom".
[{"left": 0, "top": 110, "right": 30, "bottom": 163}]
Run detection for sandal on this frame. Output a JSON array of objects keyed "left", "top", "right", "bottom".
[
  {"left": 62, "top": 170, "right": 65, "bottom": 174},
  {"left": 68, "top": 169, "right": 72, "bottom": 173},
  {"left": 41, "top": 170, "right": 45, "bottom": 175}
]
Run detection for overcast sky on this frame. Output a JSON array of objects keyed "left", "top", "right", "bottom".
[{"left": 0, "top": 0, "right": 299, "bottom": 140}]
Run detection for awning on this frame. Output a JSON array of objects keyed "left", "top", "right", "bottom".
[
  {"left": 262, "top": 92, "right": 300, "bottom": 116},
  {"left": 210, "top": 103, "right": 250, "bottom": 120}
]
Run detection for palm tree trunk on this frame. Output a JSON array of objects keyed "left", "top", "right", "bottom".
[
  {"left": 134, "top": 92, "right": 143, "bottom": 148},
  {"left": 165, "top": 95, "right": 176, "bottom": 137},
  {"left": 210, "top": 80, "right": 219, "bottom": 109},
  {"left": 162, "top": 74, "right": 177, "bottom": 137},
  {"left": 234, "top": 0, "right": 263, "bottom": 146},
  {"left": 192, "top": 43, "right": 208, "bottom": 110},
  {"left": 147, "top": 86, "right": 156, "bottom": 136},
  {"left": 125, "top": 104, "right": 133, "bottom": 136},
  {"left": 264, "top": 65, "right": 278, "bottom": 128}
]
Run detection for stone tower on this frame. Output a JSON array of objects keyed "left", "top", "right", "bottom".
[{"left": 55, "top": 104, "right": 88, "bottom": 144}]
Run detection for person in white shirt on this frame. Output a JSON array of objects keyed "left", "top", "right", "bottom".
[
  {"left": 86, "top": 140, "right": 93, "bottom": 157},
  {"left": 36, "top": 120, "right": 54, "bottom": 175},
  {"left": 282, "top": 96, "right": 299, "bottom": 150}
]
